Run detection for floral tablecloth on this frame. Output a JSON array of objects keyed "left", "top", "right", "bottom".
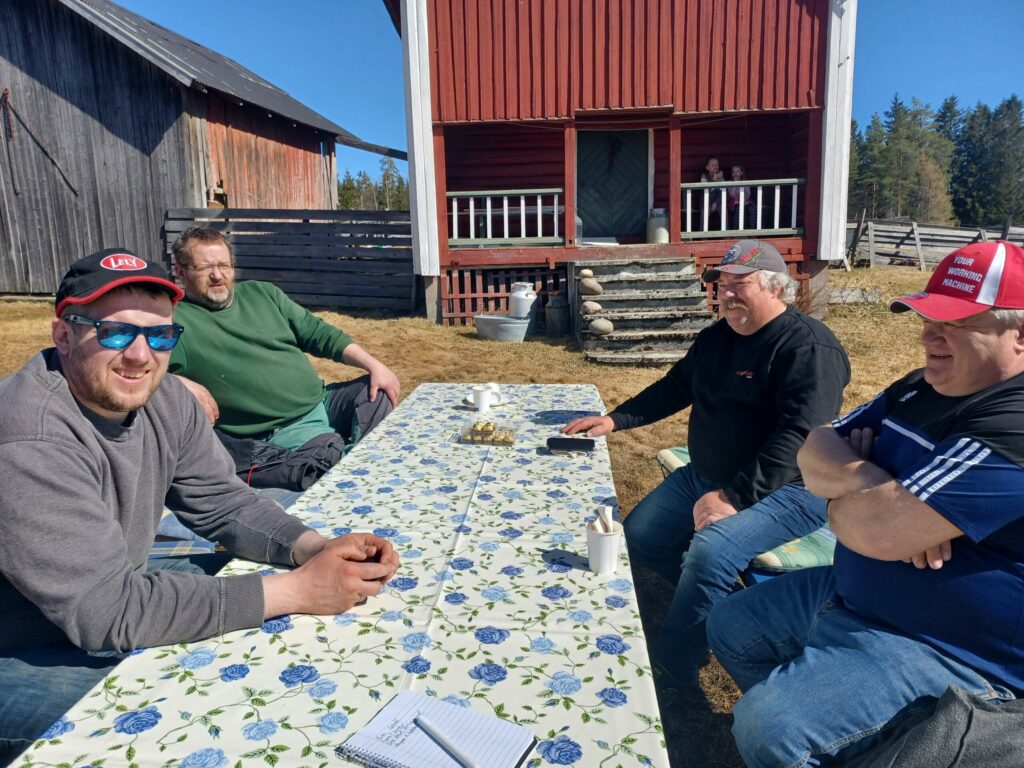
[{"left": 20, "top": 384, "right": 667, "bottom": 768}]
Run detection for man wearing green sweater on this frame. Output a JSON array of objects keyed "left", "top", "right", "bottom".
[{"left": 168, "top": 227, "right": 399, "bottom": 452}]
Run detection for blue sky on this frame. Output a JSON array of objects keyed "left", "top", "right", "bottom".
[{"left": 114, "top": 1, "right": 1022, "bottom": 178}]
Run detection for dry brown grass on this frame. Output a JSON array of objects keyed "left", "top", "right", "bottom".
[{"left": 0, "top": 265, "right": 932, "bottom": 767}]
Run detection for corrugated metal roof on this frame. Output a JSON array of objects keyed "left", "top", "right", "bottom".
[{"left": 55, "top": 0, "right": 406, "bottom": 158}]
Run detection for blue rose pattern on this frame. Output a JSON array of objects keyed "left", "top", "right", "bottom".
[
  {"left": 598, "top": 687, "right": 628, "bottom": 707},
  {"left": 595, "top": 635, "right": 631, "bottom": 655},
  {"left": 308, "top": 679, "right": 338, "bottom": 698},
  {"left": 402, "top": 655, "right": 431, "bottom": 674},
  {"left": 113, "top": 705, "right": 162, "bottom": 735},
  {"left": 218, "top": 663, "right": 250, "bottom": 682},
  {"left": 538, "top": 734, "right": 583, "bottom": 765},
  {"left": 546, "top": 671, "right": 583, "bottom": 695},
  {"left": 474, "top": 626, "right": 510, "bottom": 645},
  {"left": 261, "top": 616, "right": 293, "bottom": 634},
  {"left": 180, "top": 747, "right": 229, "bottom": 768},
  {"left": 177, "top": 647, "right": 216, "bottom": 669},
  {"left": 242, "top": 719, "right": 277, "bottom": 740},
  {"left": 530, "top": 637, "right": 556, "bottom": 653},
  {"left": 468, "top": 663, "right": 508, "bottom": 685},
  {"left": 317, "top": 711, "right": 350, "bottom": 734},
  {"left": 279, "top": 665, "right": 320, "bottom": 688},
  {"left": 40, "top": 716, "right": 74, "bottom": 739}
]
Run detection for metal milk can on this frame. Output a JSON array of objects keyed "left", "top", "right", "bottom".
[{"left": 509, "top": 281, "right": 537, "bottom": 318}]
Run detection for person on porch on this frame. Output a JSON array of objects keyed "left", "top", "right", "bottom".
[
  {"left": 168, "top": 227, "right": 399, "bottom": 453},
  {"left": 562, "top": 239, "right": 850, "bottom": 697},
  {"left": 708, "top": 240, "right": 1024, "bottom": 768},
  {"left": 0, "top": 249, "right": 399, "bottom": 763},
  {"left": 700, "top": 156, "right": 726, "bottom": 227},
  {"left": 727, "top": 164, "right": 754, "bottom": 230}
]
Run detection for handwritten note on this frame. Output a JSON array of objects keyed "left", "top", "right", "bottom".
[{"left": 336, "top": 691, "right": 536, "bottom": 768}]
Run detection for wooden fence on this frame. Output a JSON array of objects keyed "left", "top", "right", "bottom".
[
  {"left": 441, "top": 264, "right": 566, "bottom": 327},
  {"left": 845, "top": 219, "right": 1024, "bottom": 270},
  {"left": 163, "top": 209, "right": 414, "bottom": 312}
]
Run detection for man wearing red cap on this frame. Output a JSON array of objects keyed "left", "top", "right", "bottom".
[
  {"left": 708, "top": 241, "right": 1024, "bottom": 767},
  {"left": 0, "top": 249, "right": 399, "bottom": 762}
]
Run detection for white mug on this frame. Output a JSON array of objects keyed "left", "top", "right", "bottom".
[
  {"left": 586, "top": 520, "right": 623, "bottom": 575},
  {"left": 471, "top": 385, "right": 491, "bottom": 413},
  {"left": 484, "top": 382, "right": 501, "bottom": 404}
]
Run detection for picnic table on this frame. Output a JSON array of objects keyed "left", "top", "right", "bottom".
[{"left": 17, "top": 383, "right": 668, "bottom": 768}]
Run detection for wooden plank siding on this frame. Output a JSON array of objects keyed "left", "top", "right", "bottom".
[
  {"left": 204, "top": 96, "right": 335, "bottom": 211},
  {"left": 443, "top": 124, "right": 565, "bottom": 192},
  {"left": 428, "top": 0, "right": 828, "bottom": 123},
  {"left": 163, "top": 209, "right": 415, "bottom": 312},
  {"left": 0, "top": 0, "right": 196, "bottom": 293}
]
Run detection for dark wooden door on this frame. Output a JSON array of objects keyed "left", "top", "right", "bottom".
[{"left": 576, "top": 130, "right": 648, "bottom": 239}]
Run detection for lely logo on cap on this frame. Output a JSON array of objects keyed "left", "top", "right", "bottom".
[{"left": 100, "top": 253, "right": 147, "bottom": 271}]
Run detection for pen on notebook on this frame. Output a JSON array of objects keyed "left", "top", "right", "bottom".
[{"left": 414, "top": 714, "right": 479, "bottom": 768}]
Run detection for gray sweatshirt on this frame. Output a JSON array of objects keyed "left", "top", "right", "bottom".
[{"left": 0, "top": 350, "right": 313, "bottom": 653}]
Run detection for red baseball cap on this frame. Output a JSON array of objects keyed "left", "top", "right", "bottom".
[
  {"left": 890, "top": 241, "right": 1024, "bottom": 321},
  {"left": 55, "top": 248, "right": 184, "bottom": 317}
]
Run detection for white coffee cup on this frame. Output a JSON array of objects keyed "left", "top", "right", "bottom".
[
  {"left": 471, "top": 385, "right": 492, "bottom": 413},
  {"left": 484, "top": 382, "right": 501, "bottom": 404},
  {"left": 586, "top": 520, "right": 623, "bottom": 575}
]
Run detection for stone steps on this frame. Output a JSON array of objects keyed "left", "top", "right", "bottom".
[
  {"left": 584, "top": 349, "right": 692, "bottom": 365},
  {"left": 583, "top": 308, "right": 713, "bottom": 331},
  {"left": 568, "top": 256, "right": 716, "bottom": 365}
]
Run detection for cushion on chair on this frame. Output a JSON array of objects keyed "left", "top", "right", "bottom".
[
  {"left": 656, "top": 446, "right": 691, "bottom": 477},
  {"left": 654, "top": 445, "right": 834, "bottom": 575},
  {"left": 750, "top": 525, "right": 837, "bottom": 572}
]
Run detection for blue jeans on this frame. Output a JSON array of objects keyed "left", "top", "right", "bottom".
[
  {"left": 0, "top": 554, "right": 231, "bottom": 766},
  {"left": 623, "top": 466, "right": 827, "bottom": 686},
  {"left": 707, "top": 567, "right": 1016, "bottom": 768}
]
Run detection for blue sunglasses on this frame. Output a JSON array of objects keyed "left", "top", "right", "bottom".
[{"left": 64, "top": 314, "right": 184, "bottom": 351}]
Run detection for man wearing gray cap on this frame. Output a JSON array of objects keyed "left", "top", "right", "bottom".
[
  {"left": 563, "top": 239, "right": 850, "bottom": 694},
  {"left": 0, "top": 249, "right": 399, "bottom": 763}
]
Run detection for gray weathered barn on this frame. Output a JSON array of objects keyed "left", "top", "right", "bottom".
[{"left": 0, "top": 0, "right": 399, "bottom": 294}]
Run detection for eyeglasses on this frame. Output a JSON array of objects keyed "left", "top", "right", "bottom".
[
  {"left": 182, "top": 263, "right": 235, "bottom": 275},
  {"left": 64, "top": 314, "right": 184, "bottom": 351}
]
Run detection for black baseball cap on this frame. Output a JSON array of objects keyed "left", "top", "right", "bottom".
[
  {"left": 55, "top": 248, "right": 184, "bottom": 317},
  {"left": 703, "top": 239, "right": 788, "bottom": 282}
]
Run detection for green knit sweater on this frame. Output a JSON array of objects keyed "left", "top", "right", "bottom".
[{"left": 169, "top": 281, "right": 352, "bottom": 437}]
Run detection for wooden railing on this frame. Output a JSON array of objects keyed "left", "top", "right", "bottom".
[
  {"left": 845, "top": 219, "right": 1024, "bottom": 270},
  {"left": 447, "top": 188, "right": 564, "bottom": 247},
  {"left": 681, "top": 178, "right": 806, "bottom": 238}
]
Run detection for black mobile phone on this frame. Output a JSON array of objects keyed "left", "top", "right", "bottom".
[{"left": 547, "top": 436, "right": 595, "bottom": 453}]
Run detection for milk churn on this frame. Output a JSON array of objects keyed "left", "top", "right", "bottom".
[
  {"left": 646, "top": 208, "right": 670, "bottom": 244},
  {"left": 509, "top": 281, "right": 537, "bottom": 318},
  {"left": 545, "top": 291, "right": 570, "bottom": 337}
]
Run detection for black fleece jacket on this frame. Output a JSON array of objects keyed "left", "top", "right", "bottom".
[{"left": 609, "top": 306, "right": 850, "bottom": 508}]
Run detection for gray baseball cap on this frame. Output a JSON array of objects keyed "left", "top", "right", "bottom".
[{"left": 703, "top": 239, "right": 788, "bottom": 282}]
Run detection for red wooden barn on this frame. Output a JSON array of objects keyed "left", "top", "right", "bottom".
[{"left": 384, "top": 0, "right": 857, "bottom": 328}]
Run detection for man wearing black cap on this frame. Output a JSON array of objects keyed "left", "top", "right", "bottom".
[
  {"left": 563, "top": 239, "right": 851, "bottom": 693},
  {"left": 709, "top": 241, "right": 1024, "bottom": 767},
  {"left": 0, "top": 249, "right": 400, "bottom": 762}
]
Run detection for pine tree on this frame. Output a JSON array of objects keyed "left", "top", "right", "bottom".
[
  {"left": 986, "top": 95, "right": 1024, "bottom": 226},
  {"left": 337, "top": 170, "right": 360, "bottom": 209}
]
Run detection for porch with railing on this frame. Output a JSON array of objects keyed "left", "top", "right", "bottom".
[
  {"left": 681, "top": 177, "right": 806, "bottom": 239},
  {"left": 447, "top": 188, "right": 564, "bottom": 248}
]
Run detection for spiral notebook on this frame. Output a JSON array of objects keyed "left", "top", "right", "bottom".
[{"left": 335, "top": 690, "right": 536, "bottom": 768}]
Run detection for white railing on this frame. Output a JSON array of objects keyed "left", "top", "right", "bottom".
[
  {"left": 681, "top": 178, "right": 806, "bottom": 238},
  {"left": 447, "top": 188, "right": 564, "bottom": 247}
]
